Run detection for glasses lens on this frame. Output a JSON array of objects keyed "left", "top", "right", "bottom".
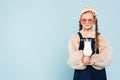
[{"left": 81, "top": 19, "right": 94, "bottom": 24}]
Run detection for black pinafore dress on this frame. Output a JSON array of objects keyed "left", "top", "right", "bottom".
[{"left": 73, "top": 32, "right": 107, "bottom": 80}]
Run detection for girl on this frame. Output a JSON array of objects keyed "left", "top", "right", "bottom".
[{"left": 67, "top": 5, "right": 112, "bottom": 80}]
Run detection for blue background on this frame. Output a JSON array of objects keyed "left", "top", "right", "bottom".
[{"left": 0, "top": 0, "right": 119, "bottom": 80}]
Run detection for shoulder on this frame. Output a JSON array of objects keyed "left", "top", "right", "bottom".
[
  {"left": 98, "top": 34, "right": 103, "bottom": 39},
  {"left": 98, "top": 34, "right": 111, "bottom": 46},
  {"left": 69, "top": 32, "right": 80, "bottom": 42},
  {"left": 98, "top": 34, "right": 106, "bottom": 41}
]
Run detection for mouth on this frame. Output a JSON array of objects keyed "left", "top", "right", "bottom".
[{"left": 85, "top": 25, "right": 91, "bottom": 27}]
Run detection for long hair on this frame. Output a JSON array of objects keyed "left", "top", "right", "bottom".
[{"left": 94, "top": 18, "right": 99, "bottom": 53}]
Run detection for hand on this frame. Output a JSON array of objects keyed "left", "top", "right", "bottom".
[
  {"left": 89, "top": 59, "right": 95, "bottom": 65},
  {"left": 82, "top": 56, "right": 91, "bottom": 65}
]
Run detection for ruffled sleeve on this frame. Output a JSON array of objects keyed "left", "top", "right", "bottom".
[
  {"left": 67, "top": 33, "right": 86, "bottom": 70},
  {"left": 91, "top": 34, "right": 112, "bottom": 70}
]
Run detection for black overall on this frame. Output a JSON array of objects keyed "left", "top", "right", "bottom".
[{"left": 73, "top": 32, "right": 107, "bottom": 80}]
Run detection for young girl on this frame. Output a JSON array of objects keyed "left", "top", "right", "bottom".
[{"left": 67, "top": 5, "right": 112, "bottom": 80}]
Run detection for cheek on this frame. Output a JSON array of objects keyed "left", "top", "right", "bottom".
[
  {"left": 89, "top": 20, "right": 95, "bottom": 24},
  {"left": 80, "top": 21, "right": 84, "bottom": 26},
  {"left": 92, "top": 20, "right": 95, "bottom": 24}
]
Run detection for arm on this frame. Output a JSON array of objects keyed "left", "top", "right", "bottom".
[
  {"left": 67, "top": 33, "right": 86, "bottom": 70},
  {"left": 91, "top": 34, "right": 112, "bottom": 70}
]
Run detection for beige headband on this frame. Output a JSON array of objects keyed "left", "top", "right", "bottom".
[{"left": 80, "top": 5, "right": 97, "bottom": 16}]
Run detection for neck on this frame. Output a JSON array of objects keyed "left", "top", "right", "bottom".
[
  {"left": 81, "top": 29, "right": 94, "bottom": 38},
  {"left": 82, "top": 28, "right": 93, "bottom": 34}
]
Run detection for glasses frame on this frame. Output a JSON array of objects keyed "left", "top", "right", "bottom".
[{"left": 81, "top": 19, "right": 95, "bottom": 24}]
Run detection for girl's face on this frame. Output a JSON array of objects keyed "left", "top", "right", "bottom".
[{"left": 80, "top": 12, "right": 95, "bottom": 30}]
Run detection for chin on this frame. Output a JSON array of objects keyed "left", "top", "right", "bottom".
[{"left": 85, "top": 27, "right": 92, "bottom": 30}]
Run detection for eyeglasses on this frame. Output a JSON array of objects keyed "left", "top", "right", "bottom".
[{"left": 81, "top": 19, "right": 94, "bottom": 24}]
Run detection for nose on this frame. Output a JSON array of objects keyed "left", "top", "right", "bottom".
[{"left": 86, "top": 20, "right": 89, "bottom": 23}]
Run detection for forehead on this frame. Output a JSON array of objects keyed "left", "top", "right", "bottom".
[{"left": 81, "top": 12, "right": 94, "bottom": 19}]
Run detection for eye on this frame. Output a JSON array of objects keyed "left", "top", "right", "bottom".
[
  {"left": 88, "top": 19, "right": 94, "bottom": 23},
  {"left": 82, "top": 19, "right": 87, "bottom": 22},
  {"left": 88, "top": 19, "right": 93, "bottom": 21},
  {"left": 81, "top": 19, "right": 87, "bottom": 23}
]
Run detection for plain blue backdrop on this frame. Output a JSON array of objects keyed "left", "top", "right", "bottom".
[{"left": 0, "top": 0, "right": 119, "bottom": 80}]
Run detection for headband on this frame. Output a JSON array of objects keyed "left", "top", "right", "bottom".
[{"left": 80, "top": 5, "right": 97, "bottom": 16}]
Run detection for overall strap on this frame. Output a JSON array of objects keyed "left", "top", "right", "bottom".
[
  {"left": 77, "top": 32, "right": 83, "bottom": 39},
  {"left": 77, "top": 32, "right": 84, "bottom": 50}
]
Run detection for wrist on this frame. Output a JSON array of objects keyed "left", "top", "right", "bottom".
[
  {"left": 92, "top": 61, "right": 95, "bottom": 65},
  {"left": 90, "top": 59, "right": 95, "bottom": 65}
]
